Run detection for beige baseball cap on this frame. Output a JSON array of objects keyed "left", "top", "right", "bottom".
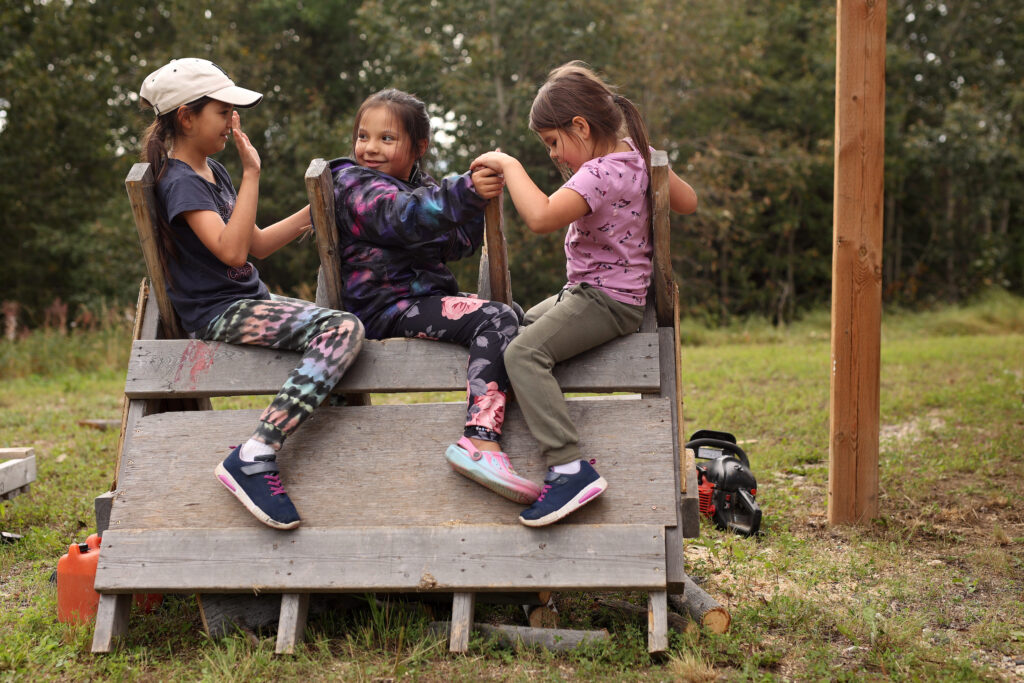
[{"left": 140, "top": 58, "right": 263, "bottom": 116}]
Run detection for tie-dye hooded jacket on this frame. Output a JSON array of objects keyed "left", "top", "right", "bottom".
[{"left": 327, "top": 157, "right": 487, "bottom": 339}]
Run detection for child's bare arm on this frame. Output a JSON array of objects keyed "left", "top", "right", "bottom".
[
  {"left": 471, "top": 151, "right": 587, "bottom": 234},
  {"left": 669, "top": 167, "right": 698, "bottom": 215}
]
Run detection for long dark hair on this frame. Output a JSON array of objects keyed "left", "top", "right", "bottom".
[
  {"left": 529, "top": 61, "right": 651, "bottom": 194},
  {"left": 139, "top": 97, "right": 212, "bottom": 283},
  {"left": 351, "top": 88, "right": 431, "bottom": 182}
]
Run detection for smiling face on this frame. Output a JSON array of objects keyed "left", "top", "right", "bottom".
[
  {"left": 354, "top": 105, "right": 424, "bottom": 181},
  {"left": 183, "top": 99, "right": 234, "bottom": 156}
]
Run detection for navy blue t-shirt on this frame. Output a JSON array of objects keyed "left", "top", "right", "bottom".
[{"left": 156, "top": 158, "right": 269, "bottom": 333}]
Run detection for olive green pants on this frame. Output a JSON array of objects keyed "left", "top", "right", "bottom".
[{"left": 504, "top": 284, "right": 644, "bottom": 467}]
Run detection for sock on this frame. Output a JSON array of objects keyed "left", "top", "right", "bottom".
[
  {"left": 239, "top": 438, "right": 275, "bottom": 463},
  {"left": 551, "top": 459, "right": 582, "bottom": 475}
]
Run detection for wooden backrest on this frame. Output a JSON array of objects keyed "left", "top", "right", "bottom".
[
  {"left": 125, "top": 163, "right": 186, "bottom": 340},
  {"left": 306, "top": 158, "right": 512, "bottom": 311}
]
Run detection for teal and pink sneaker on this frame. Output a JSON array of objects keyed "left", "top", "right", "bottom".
[{"left": 444, "top": 437, "right": 542, "bottom": 504}]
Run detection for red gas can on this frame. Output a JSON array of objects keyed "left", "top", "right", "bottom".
[
  {"left": 56, "top": 535, "right": 163, "bottom": 624},
  {"left": 56, "top": 541, "right": 100, "bottom": 624}
]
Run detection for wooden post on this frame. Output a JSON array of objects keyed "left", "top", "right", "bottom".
[
  {"left": 829, "top": 0, "right": 885, "bottom": 524},
  {"left": 125, "top": 163, "right": 186, "bottom": 341},
  {"left": 306, "top": 159, "right": 345, "bottom": 311},
  {"left": 483, "top": 196, "right": 512, "bottom": 305},
  {"left": 649, "top": 151, "right": 673, "bottom": 328}
]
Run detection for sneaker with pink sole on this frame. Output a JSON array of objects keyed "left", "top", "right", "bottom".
[{"left": 444, "top": 437, "right": 542, "bottom": 504}]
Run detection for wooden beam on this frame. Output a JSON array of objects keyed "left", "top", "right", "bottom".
[
  {"left": 829, "top": 0, "right": 885, "bottom": 524},
  {"left": 449, "top": 593, "right": 476, "bottom": 653},
  {"left": 95, "top": 525, "right": 667, "bottom": 593},
  {"left": 275, "top": 593, "right": 310, "bottom": 655},
  {"left": 90, "top": 593, "right": 131, "bottom": 653},
  {"left": 124, "top": 334, "right": 661, "bottom": 398},
  {"left": 0, "top": 448, "right": 35, "bottom": 501}
]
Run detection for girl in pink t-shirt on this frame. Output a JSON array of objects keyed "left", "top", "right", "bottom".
[{"left": 471, "top": 61, "right": 697, "bottom": 527}]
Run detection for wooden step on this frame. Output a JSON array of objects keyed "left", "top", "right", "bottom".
[{"left": 94, "top": 524, "right": 668, "bottom": 593}]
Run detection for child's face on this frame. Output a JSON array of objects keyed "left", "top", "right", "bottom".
[
  {"left": 536, "top": 127, "right": 589, "bottom": 173},
  {"left": 354, "top": 106, "right": 420, "bottom": 181},
  {"left": 184, "top": 99, "right": 235, "bottom": 156}
]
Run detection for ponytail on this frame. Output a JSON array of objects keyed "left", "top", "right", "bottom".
[
  {"left": 612, "top": 93, "right": 653, "bottom": 205},
  {"left": 138, "top": 97, "right": 210, "bottom": 286},
  {"left": 140, "top": 112, "right": 179, "bottom": 285}
]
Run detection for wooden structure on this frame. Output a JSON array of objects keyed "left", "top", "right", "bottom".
[
  {"left": 0, "top": 447, "right": 36, "bottom": 502},
  {"left": 92, "top": 153, "right": 698, "bottom": 654},
  {"left": 829, "top": 0, "right": 886, "bottom": 524}
]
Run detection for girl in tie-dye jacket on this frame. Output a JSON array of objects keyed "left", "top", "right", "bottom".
[{"left": 325, "top": 88, "right": 542, "bottom": 505}]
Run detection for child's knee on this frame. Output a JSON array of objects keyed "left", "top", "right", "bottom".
[{"left": 504, "top": 335, "right": 549, "bottom": 381}]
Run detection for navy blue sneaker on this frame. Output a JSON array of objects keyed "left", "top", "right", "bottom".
[
  {"left": 215, "top": 445, "right": 301, "bottom": 530},
  {"left": 519, "top": 460, "right": 608, "bottom": 527}
]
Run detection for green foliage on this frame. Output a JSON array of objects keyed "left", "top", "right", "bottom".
[{"left": 0, "top": 0, "right": 1020, "bottom": 327}]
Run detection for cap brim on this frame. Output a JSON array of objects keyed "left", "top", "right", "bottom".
[{"left": 206, "top": 84, "right": 263, "bottom": 109}]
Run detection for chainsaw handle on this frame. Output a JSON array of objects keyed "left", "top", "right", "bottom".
[{"left": 685, "top": 437, "right": 750, "bottom": 469}]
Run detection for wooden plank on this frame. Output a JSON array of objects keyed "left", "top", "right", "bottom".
[
  {"left": 275, "top": 593, "right": 310, "bottom": 655},
  {"left": 483, "top": 195, "right": 512, "bottom": 305},
  {"left": 650, "top": 151, "right": 674, "bottom": 327},
  {"left": 90, "top": 593, "right": 131, "bottom": 653},
  {"left": 682, "top": 447, "right": 700, "bottom": 539},
  {"left": 109, "top": 401, "right": 676, "bottom": 530},
  {"left": 829, "top": 0, "right": 885, "bottom": 524},
  {"left": 306, "top": 159, "right": 344, "bottom": 312},
  {"left": 654, "top": 325, "right": 687, "bottom": 589},
  {"left": 125, "top": 163, "right": 185, "bottom": 340},
  {"left": 112, "top": 281, "right": 152, "bottom": 491},
  {"left": 124, "top": 333, "right": 661, "bottom": 398},
  {"left": 0, "top": 450, "right": 36, "bottom": 499},
  {"left": 94, "top": 525, "right": 667, "bottom": 593},
  {"left": 647, "top": 590, "right": 669, "bottom": 653},
  {"left": 449, "top": 593, "right": 476, "bottom": 653}
]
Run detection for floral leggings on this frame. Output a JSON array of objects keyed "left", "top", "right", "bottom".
[
  {"left": 384, "top": 295, "right": 520, "bottom": 443},
  {"left": 198, "top": 295, "right": 365, "bottom": 449}
]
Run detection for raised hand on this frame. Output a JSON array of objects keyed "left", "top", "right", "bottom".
[{"left": 231, "top": 111, "right": 261, "bottom": 176}]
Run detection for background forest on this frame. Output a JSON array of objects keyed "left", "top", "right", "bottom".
[{"left": 1, "top": 0, "right": 1021, "bottom": 328}]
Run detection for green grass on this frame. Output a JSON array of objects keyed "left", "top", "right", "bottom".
[{"left": 1, "top": 291, "right": 1022, "bottom": 680}]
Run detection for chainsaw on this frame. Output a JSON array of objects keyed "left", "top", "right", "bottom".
[{"left": 688, "top": 429, "right": 762, "bottom": 536}]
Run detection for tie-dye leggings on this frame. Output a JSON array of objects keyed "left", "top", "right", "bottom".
[
  {"left": 385, "top": 295, "right": 520, "bottom": 443},
  {"left": 198, "top": 295, "right": 365, "bottom": 449}
]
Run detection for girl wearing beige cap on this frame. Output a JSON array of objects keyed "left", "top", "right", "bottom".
[{"left": 138, "top": 58, "right": 365, "bottom": 530}]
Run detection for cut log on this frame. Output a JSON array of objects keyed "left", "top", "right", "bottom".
[
  {"left": 669, "top": 577, "right": 731, "bottom": 633},
  {"left": 430, "top": 621, "right": 607, "bottom": 651},
  {"left": 597, "top": 597, "right": 693, "bottom": 633}
]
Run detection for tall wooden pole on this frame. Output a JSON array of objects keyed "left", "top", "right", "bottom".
[{"left": 829, "top": 0, "right": 886, "bottom": 524}]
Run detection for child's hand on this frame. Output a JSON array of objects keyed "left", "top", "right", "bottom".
[
  {"left": 471, "top": 166, "right": 504, "bottom": 200},
  {"left": 231, "top": 111, "right": 261, "bottom": 176},
  {"left": 470, "top": 150, "right": 515, "bottom": 174}
]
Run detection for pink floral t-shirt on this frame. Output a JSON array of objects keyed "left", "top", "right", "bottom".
[{"left": 562, "top": 139, "right": 651, "bottom": 305}]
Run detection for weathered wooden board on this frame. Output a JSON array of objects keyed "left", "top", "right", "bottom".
[
  {"left": 124, "top": 333, "right": 661, "bottom": 398},
  {"left": 94, "top": 524, "right": 667, "bottom": 593},
  {"left": 110, "top": 400, "right": 676, "bottom": 530},
  {"left": 0, "top": 449, "right": 36, "bottom": 501}
]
